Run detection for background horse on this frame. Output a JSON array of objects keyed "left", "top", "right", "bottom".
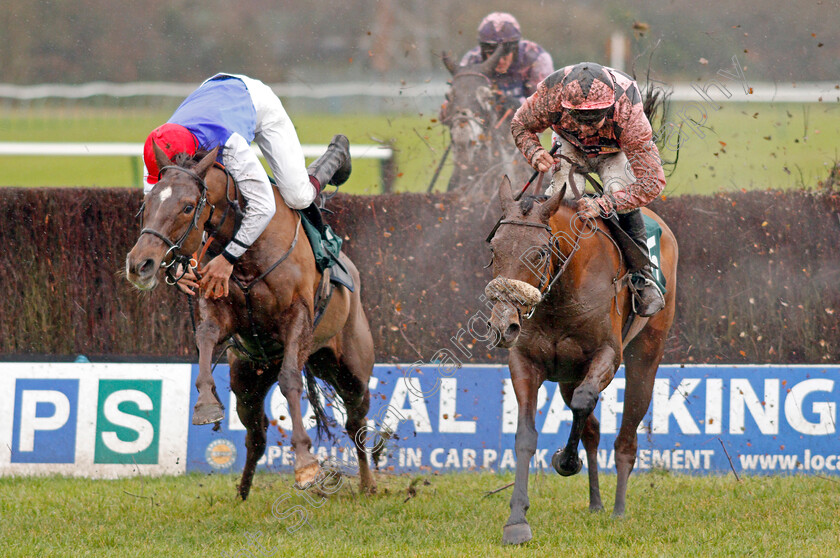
[
  {"left": 485, "top": 176, "right": 678, "bottom": 545},
  {"left": 441, "top": 47, "right": 532, "bottom": 198},
  {"left": 125, "top": 145, "right": 376, "bottom": 498}
]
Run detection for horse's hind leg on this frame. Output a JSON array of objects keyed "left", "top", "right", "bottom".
[
  {"left": 582, "top": 413, "right": 603, "bottom": 512},
  {"left": 613, "top": 337, "right": 661, "bottom": 518},
  {"left": 332, "top": 283, "right": 376, "bottom": 493},
  {"left": 557, "top": 384, "right": 603, "bottom": 512},
  {"left": 230, "top": 358, "right": 273, "bottom": 500},
  {"left": 335, "top": 358, "right": 376, "bottom": 494},
  {"left": 277, "top": 301, "right": 320, "bottom": 488}
]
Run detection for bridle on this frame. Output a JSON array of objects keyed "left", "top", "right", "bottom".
[
  {"left": 491, "top": 218, "right": 584, "bottom": 319},
  {"left": 443, "top": 72, "right": 512, "bottom": 143},
  {"left": 139, "top": 166, "right": 211, "bottom": 284}
]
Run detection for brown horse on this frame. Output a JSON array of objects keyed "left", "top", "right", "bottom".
[
  {"left": 486, "top": 176, "right": 678, "bottom": 545},
  {"left": 125, "top": 145, "right": 376, "bottom": 498},
  {"left": 441, "top": 48, "right": 531, "bottom": 196}
]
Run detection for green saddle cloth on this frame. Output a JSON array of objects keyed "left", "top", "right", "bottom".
[
  {"left": 642, "top": 214, "right": 667, "bottom": 295},
  {"left": 299, "top": 210, "right": 344, "bottom": 274}
]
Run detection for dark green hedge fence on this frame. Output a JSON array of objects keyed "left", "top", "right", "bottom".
[{"left": 1, "top": 188, "right": 838, "bottom": 364}]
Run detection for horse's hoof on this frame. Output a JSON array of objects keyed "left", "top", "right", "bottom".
[
  {"left": 192, "top": 404, "right": 225, "bottom": 425},
  {"left": 552, "top": 450, "right": 583, "bottom": 477},
  {"left": 294, "top": 461, "right": 322, "bottom": 489},
  {"left": 502, "top": 522, "right": 532, "bottom": 545}
]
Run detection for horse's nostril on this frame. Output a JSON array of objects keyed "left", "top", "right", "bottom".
[
  {"left": 138, "top": 258, "right": 156, "bottom": 277},
  {"left": 505, "top": 323, "right": 520, "bottom": 340}
]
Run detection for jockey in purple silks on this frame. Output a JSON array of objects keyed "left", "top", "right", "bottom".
[
  {"left": 460, "top": 12, "right": 554, "bottom": 105},
  {"left": 511, "top": 62, "right": 667, "bottom": 316},
  {"left": 441, "top": 12, "right": 553, "bottom": 121},
  {"left": 142, "top": 73, "right": 349, "bottom": 299}
]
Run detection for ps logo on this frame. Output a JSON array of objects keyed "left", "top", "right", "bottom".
[{"left": 10, "top": 378, "right": 163, "bottom": 465}]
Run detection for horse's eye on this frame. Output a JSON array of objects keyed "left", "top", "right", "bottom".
[{"left": 183, "top": 204, "right": 195, "bottom": 214}]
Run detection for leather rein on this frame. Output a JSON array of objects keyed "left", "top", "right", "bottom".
[
  {"left": 137, "top": 162, "right": 302, "bottom": 364},
  {"left": 486, "top": 153, "right": 626, "bottom": 319},
  {"left": 138, "top": 163, "right": 241, "bottom": 285}
]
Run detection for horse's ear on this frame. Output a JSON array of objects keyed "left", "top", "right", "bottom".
[
  {"left": 153, "top": 142, "right": 173, "bottom": 173},
  {"left": 442, "top": 51, "right": 458, "bottom": 75},
  {"left": 194, "top": 146, "right": 219, "bottom": 178},
  {"left": 499, "top": 175, "right": 515, "bottom": 215},
  {"left": 478, "top": 44, "right": 505, "bottom": 75},
  {"left": 539, "top": 185, "right": 567, "bottom": 222}
]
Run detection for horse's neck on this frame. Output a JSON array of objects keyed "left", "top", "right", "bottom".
[
  {"left": 548, "top": 207, "right": 619, "bottom": 297},
  {"left": 205, "top": 170, "right": 242, "bottom": 244}
]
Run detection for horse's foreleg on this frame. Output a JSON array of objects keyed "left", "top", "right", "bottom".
[
  {"left": 230, "top": 359, "right": 272, "bottom": 500},
  {"left": 582, "top": 413, "right": 603, "bottom": 512},
  {"left": 552, "top": 346, "right": 618, "bottom": 477},
  {"left": 278, "top": 302, "right": 319, "bottom": 488},
  {"left": 503, "top": 352, "right": 543, "bottom": 546},
  {"left": 193, "top": 310, "right": 227, "bottom": 425}
]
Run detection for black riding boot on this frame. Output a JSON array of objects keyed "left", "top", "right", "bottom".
[
  {"left": 301, "top": 203, "right": 327, "bottom": 235},
  {"left": 307, "top": 134, "right": 352, "bottom": 190},
  {"left": 617, "top": 209, "right": 665, "bottom": 317}
]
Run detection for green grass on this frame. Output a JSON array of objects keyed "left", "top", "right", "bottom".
[
  {"left": 1, "top": 102, "right": 838, "bottom": 194},
  {"left": 1, "top": 471, "right": 839, "bottom": 557}
]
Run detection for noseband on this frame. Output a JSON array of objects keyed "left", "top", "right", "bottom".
[
  {"left": 139, "top": 165, "right": 212, "bottom": 284},
  {"left": 488, "top": 218, "right": 583, "bottom": 319}
]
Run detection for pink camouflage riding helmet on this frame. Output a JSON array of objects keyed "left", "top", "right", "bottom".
[
  {"left": 560, "top": 62, "right": 617, "bottom": 123},
  {"left": 477, "top": 12, "right": 522, "bottom": 58}
]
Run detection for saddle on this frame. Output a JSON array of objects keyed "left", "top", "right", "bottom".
[
  {"left": 298, "top": 208, "right": 354, "bottom": 329},
  {"left": 298, "top": 209, "right": 354, "bottom": 291}
]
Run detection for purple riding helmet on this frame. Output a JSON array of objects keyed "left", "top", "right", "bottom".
[{"left": 477, "top": 12, "right": 522, "bottom": 59}]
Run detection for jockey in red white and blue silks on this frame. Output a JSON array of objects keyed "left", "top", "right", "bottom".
[
  {"left": 144, "top": 73, "right": 318, "bottom": 268},
  {"left": 511, "top": 62, "right": 667, "bottom": 316}
]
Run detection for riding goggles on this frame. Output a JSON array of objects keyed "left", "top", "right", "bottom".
[
  {"left": 567, "top": 107, "right": 610, "bottom": 125},
  {"left": 480, "top": 41, "right": 518, "bottom": 60}
]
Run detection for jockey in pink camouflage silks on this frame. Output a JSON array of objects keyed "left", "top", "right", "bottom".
[
  {"left": 511, "top": 62, "right": 667, "bottom": 316},
  {"left": 459, "top": 12, "right": 553, "bottom": 106}
]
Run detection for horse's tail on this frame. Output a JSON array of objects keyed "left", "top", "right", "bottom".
[{"left": 303, "top": 365, "right": 336, "bottom": 442}]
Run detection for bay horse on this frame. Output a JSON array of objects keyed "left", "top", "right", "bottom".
[
  {"left": 441, "top": 47, "right": 532, "bottom": 197},
  {"left": 486, "top": 176, "right": 678, "bottom": 545},
  {"left": 125, "top": 145, "right": 376, "bottom": 498}
]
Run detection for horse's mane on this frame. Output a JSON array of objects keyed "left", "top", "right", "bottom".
[
  {"left": 518, "top": 195, "right": 576, "bottom": 216},
  {"left": 172, "top": 149, "right": 217, "bottom": 168}
]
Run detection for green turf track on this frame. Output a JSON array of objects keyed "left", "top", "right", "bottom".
[{"left": 1, "top": 471, "right": 839, "bottom": 557}]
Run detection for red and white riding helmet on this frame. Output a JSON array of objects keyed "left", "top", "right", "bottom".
[{"left": 143, "top": 123, "right": 199, "bottom": 185}]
